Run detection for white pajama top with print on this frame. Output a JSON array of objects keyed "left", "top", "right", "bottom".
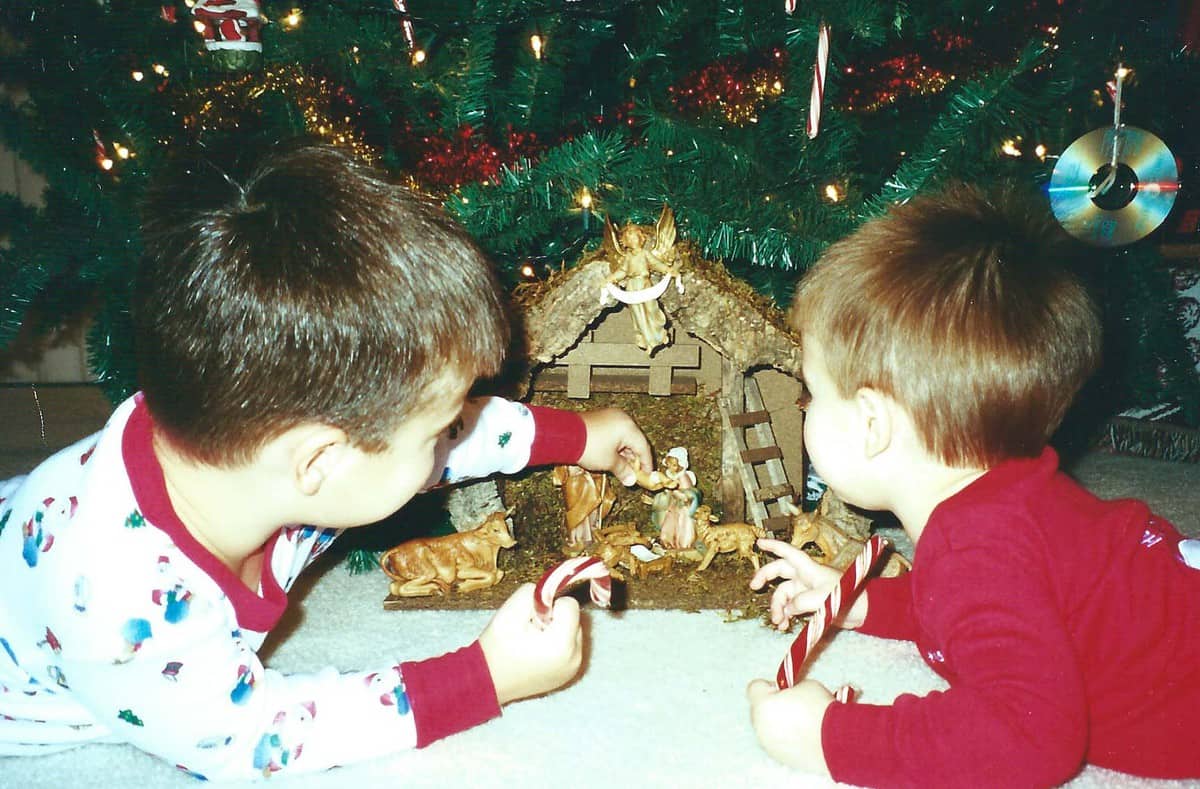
[{"left": 0, "top": 392, "right": 561, "bottom": 780}]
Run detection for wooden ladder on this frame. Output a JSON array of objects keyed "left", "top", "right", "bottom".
[{"left": 718, "top": 376, "right": 795, "bottom": 535}]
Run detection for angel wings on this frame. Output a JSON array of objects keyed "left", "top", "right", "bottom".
[{"left": 597, "top": 205, "right": 684, "bottom": 354}]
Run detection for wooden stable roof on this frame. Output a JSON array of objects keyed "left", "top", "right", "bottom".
[{"left": 514, "top": 236, "right": 804, "bottom": 384}]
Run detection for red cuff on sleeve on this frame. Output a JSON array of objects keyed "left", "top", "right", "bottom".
[
  {"left": 856, "top": 572, "right": 918, "bottom": 641},
  {"left": 823, "top": 700, "right": 894, "bottom": 784},
  {"left": 527, "top": 405, "right": 586, "bottom": 467},
  {"left": 401, "top": 640, "right": 501, "bottom": 748}
]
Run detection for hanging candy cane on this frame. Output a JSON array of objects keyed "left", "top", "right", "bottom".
[
  {"left": 776, "top": 535, "right": 887, "bottom": 689},
  {"left": 806, "top": 23, "right": 830, "bottom": 139},
  {"left": 533, "top": 555, "right": 612, "bottom": 627},
  {"left": 392, "top": 0, "right": 416, "bottom": 51},
  {"left": 784, "top": 0, "right": 798, "bottom": 14}
]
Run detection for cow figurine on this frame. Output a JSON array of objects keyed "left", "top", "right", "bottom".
[{"left": 379, "top": 509, "right": 516, "bottom": 598}]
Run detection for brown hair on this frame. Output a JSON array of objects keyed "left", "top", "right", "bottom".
[
  {"left": 133, "top": 145, "right": 509, "bottom": 466},
  {"left": 790, "top": 184, "right": 1101, "bottom": 468}
]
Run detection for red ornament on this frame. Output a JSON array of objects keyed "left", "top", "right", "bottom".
[{"left": 410, "top": 125, "right": 544, "bottom": 189}]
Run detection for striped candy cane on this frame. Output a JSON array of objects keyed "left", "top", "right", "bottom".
[
  {"left": 533, "top": 555, "right": 612, "bottom": 627},
  {"left": 806, "top": 23, "right": 830, "bottom": 139},
  {"left": 776, "top": 534, "right": 888, "bottom": 689},
  {"left": 392, "top": 0, "right": 416, "bottom": 50}
]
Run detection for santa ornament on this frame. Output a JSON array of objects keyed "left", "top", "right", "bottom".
[{"left": 192, "top": 0, "right": 263, "bottom": 71}]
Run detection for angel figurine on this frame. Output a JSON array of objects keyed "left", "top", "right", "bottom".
[{"left": 597, "top": 205, "right": 685, "bottom": 354}]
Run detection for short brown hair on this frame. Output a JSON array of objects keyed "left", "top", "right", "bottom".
[
  {"left": 790, "top": 184, "right": 1101, "bottom": 468},
  {"left": 133, "top": 145, "right": 509, "bottom": 466}
]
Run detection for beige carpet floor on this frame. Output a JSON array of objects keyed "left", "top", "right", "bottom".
[{"left": 1, "top": 385, "right": 1198, "bottom": 788}]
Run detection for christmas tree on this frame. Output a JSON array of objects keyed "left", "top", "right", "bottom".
[{"left": 2, "top": 0, "right": 1199, "bottom": 434}]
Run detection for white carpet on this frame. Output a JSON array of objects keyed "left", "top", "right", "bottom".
[{"left": 3, "top": 527, "right": 1197, "bottom": 789}]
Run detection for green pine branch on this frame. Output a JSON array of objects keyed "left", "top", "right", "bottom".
[{"left": 861, "top": 38, "right": 1050, "bottom": 216}]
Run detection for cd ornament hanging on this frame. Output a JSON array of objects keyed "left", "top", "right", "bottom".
[{"left": 1048, "top": 126, "right": 1180, "bottom": 247}]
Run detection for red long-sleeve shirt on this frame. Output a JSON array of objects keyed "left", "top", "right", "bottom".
[{"left": 823, "top": 448, "right": 1200, "bottom": 787}]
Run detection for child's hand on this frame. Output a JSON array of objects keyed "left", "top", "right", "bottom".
[
  {"left": 750, "top": 538, "right": 868, "bottom": 631},
  {"left": 479, "top": 583, "right": 583, "bottom": 705},
  {"left": 746, "top": 678, "right": 833, "bottom": 775},
  {"left": 576, "top": 408, "right": 654, "bottom": 487}
]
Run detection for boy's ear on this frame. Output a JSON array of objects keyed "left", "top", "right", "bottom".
[
  {"left": 854, "top": 387, "right": 893, "bottom": 458},
  {"left": 292, "top": 424, "right": 351, "bottom": 496}
]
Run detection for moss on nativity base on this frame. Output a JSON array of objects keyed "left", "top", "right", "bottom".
[{"left": 372, "top": 389, "right": 775, "bottom": 620}]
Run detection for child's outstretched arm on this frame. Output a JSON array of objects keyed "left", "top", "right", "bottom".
[
  {"left": 750, "top": 538, "right": 868, "bottom": 631},
  {"left": 430, "top": 399, "right": 651, "bottom": 489},
  {"left": 575, "top": 408, "right": 654, "bottom": 487}
]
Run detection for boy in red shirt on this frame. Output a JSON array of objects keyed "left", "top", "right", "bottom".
[{"left": 747, "top": 185, "right": 1200, "bottom": 786}]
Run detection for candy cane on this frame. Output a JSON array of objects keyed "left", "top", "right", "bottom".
[
  {"left": 806, "top": 23, "right": 830, "bottom": 139},
  {"left": 776, "top": 535, "right": 887, "bottom": 689},
  {"left": 533, "top": 556, "right": 612, "bottom": 627},
  {"left": 392, "top": 0, "right": 416, "bottom": 50}
]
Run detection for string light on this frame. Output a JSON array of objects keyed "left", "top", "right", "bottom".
[
  {"left": 131, "top": 70, "right": 144, "bottom": 82},
  {"left": 283, "top": 9, "right": 302, "bottom": 28},
  {"left": 530, "top": 31, "right": 545, "bottom": 60},
  {"left": 578, "top": 186, "right": 593, "bottom": 231},
  {"left": 823, "top": 183, "right": 843, "bottom": 202},
  {"left": 520, "top": 263, "right": 536, "bottom": 279},
  {"left": 152, "top": 63, "right": 168, "bottom": 76},
  {"left": 1000, "top": 139, "right": 1022, "bottom": 157},
  {"left": 412, "top": 48, "right": 426, "bottom": 65}
]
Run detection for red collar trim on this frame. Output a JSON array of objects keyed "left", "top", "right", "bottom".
[
  {"left": 954, "top": 446, "right": 1058, "bottom": 505},
  {"left": 122, "top": 395, "right": 288, "bottom": 632}
]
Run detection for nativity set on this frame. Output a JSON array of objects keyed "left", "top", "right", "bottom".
[{"left": 380, "top": 206, "right": 909, "bottom": 611}]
